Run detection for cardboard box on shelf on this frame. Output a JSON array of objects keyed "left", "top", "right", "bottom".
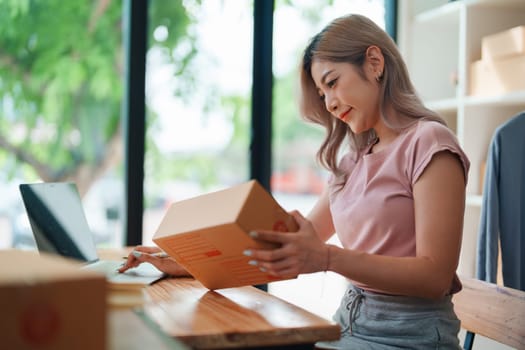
[
  {"left": 482, "top": 25, "right": 525, "bottom": 60},
  {"left": 470, "top": 54, "right": 525, "bottom": 96},
  {"left": 0, "top": 250, "right": 107, "bottom": 350},
  {"left": 153, "top": 180, "right": 299, "bottom": 290}
]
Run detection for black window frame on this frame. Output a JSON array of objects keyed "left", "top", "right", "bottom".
[{"left": 123, "top": 0, "right": 397, "bottom": 246}]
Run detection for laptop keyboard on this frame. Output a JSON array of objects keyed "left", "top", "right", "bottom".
[
  {"left": 82, "top": 260, "right": 122, "bottom": 277},
  {"left": 81, "top": 260, "right": 165, "bottom": 285}
]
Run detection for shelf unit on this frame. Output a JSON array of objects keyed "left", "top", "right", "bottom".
[{"left": 398, "top": 0, "right": 525, "bottom": 278}]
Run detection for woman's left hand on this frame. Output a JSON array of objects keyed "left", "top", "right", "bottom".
[
  {"left": 244, "top": 210, "right": 330, "bottom": 278},
  {"left": 118, "top": 245, "right": 190, "bottom": 277}
]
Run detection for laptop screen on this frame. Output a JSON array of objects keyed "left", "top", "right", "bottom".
[{"left": 19, "top": 182, "right": 98, "bottom": 263}]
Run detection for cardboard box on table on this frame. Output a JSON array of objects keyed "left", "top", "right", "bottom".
[
  {"left": 153, "top": 180, "right": 299, "bottom": 290},
  {"left": 0, "top": 250, "right": 107, "bottom": 350}
]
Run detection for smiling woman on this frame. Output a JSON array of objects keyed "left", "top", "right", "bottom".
[
  {"left": 141, "top": 0, "right": 389, "bottom": 322},
  {"left": 256, "top": 11, "right": 469, "bottom": 349}
]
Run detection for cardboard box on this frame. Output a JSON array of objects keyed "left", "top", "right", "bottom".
[
  {"left": 470, "top": 54, "right": 525, "bottom": 96},
  {"left": 153, "top": 180, "right": 299, "bottom": 290},
  {"left": 0, "top": 250, "right": 107, "bottom": 350},
  {"left": 480, "top": 160, "right": 486, "bottom": 195},
  {"left": 482, "top": 25, "right": 525, "bottom": 60}
]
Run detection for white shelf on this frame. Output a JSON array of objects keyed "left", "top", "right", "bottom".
[
  {"left": 414, "top": 1, "right": 461, "bottom": 24},
  {"left": 465, "top": 91, "right": 525, "bottom": 107},
  {"left": 465, "top": 0, "right": 525, "bottom": 9},
  {"left": 414, "top": 0, "right": 525, "bottom": 23},
  {"left": 466, "top": 195, "right": 483, "bottom": 207},
  {"left": 426, "top": 98, "right": 458, "bottom": 113},
  {"left": 399, "top": 0, "right": 525, "bottom": 279}
]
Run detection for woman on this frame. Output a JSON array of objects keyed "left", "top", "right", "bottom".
[{"left": 121, "top": 14, "right": 470, "bottom": 349}]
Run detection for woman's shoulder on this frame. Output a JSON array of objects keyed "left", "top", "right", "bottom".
[
  {"left": 401, "top": 119, "right": 460, "bottom": 151},
  {"left": 407, "top": 119, "right": 470, "bottom": 181},
  {"left": 413, "top": 119, "right": 456, "bottom": 140}
]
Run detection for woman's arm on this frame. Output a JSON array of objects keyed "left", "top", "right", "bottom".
[
  {"left": 335, "top": 150, "right": 465, "bottom": 298},
  {"left": 306, "top": 186, "right": 336, "bottom": 242},
  {"left": 247, "top": 151, "right": 466, "bottom": 299}
]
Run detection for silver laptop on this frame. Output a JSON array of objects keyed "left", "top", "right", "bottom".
[{"left": 19, "top": 182, "right": 165, "bottom": 285}]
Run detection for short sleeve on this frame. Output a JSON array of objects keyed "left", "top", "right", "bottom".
[{"left": 411, "top": 122, "right": 470, "bottom": 185}]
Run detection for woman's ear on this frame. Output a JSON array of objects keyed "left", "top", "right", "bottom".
[{"left": 365, "top": 46, "right": 385, "bottom": 81}]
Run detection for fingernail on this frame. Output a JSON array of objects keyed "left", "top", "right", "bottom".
[
  {"left": 248, "top": 260, "right": 258, "bottom": 266},
  {"left": 259, "top": 267, "right": 267, "bottom": 272},
  {"left": 249, "top": 231, "right": 258, "bottom": 238},
  {"left": 243, "top": 250, "right": 252, "bottom": 256},
  {"left": 132, "top": 251, "right": 142, "bottom": 258}
]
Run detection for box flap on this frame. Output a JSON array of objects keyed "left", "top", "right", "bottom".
[
  {"left": 154, "top": 181, "right": 255, "bottom": 239},
  {"left": 237, "top": 180, "right": 298, "bottom": 234}
]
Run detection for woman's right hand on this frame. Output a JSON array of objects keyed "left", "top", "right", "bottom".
[{"left": 118, "top": 245, "right": 191, "bottom": 277}]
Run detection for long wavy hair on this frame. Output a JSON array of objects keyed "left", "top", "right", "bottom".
[{"left": 299, "top": 14, "right": 444, "bottom": 179}]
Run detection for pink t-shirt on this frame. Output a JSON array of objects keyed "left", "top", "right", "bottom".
[{"left": 328, "top": 120, "right": 470, "bottom": 294}]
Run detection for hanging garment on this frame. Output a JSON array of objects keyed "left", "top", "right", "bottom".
[{"left": 477, "top": 111, "right": 525, "bottom": 291}]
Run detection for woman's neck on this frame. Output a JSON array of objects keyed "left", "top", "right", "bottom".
[{"left": 370, "top": 120, "right": 399, "bottom": 153}]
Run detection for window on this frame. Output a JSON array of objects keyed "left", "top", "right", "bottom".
[
  {"left": 143, "top": 0, "right": 253, "bottom": 244},
  {"left": 0, "top": 1, "right": 125, "bottom": 250},
  {"left": 0, "top": 0, "right": 388, "bottom": 320}
]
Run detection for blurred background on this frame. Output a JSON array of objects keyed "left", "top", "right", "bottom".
[{"left": 0, "top": 0, "right": 385, "bottom": 319}]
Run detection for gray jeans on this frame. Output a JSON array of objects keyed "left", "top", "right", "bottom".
[{"left": 316, "top": 284, "right": 461, "bottom": 349}]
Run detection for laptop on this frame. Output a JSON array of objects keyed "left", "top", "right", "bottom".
[{"left": 19, "top": 182, "right": 165, "bottom": 286}]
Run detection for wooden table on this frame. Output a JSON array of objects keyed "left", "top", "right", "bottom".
[
  {"left": 100, "top": 248, "right": 340, "bottom": 349},
  {"left": 140, "top": 277, "right": 340, "bottom": 349}
]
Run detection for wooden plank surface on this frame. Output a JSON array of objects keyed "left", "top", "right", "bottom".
[
  {"left": 142, "top": 277, "right": 340, "bottom": 349},
  {"left": 99, "top": 247, "right": 340, "bottom": 349},
  {"left": 453, "top": 276, "right": 525, "bottom": 349}
]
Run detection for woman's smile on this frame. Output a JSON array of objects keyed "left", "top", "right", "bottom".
[{"left": 338, "top": 108, "right": 351, "bottom": 122}]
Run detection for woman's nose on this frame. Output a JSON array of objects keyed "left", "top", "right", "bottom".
[{"left": 325, "top": 94, "right": 338, "bottom": 113}]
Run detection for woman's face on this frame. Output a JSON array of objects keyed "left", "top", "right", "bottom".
[{"left": 310, "top": 59, "right": 382, "bottom": 135}]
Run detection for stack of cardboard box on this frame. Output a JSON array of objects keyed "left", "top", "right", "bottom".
[{"left": 470, "top": 25, "right": 525, "bottom": 96}]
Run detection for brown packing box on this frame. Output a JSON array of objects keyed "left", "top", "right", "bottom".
[
  {"left": 0, "top": 250, "right": 107, "bottom": 350},
  {"left": 153, "top": 180, "right": 298, "bottom": 290},
  {"left": 469, "top": 54, "right": 525, "bottom": 96},
  {"left": 482, "top": 25, "right": 525, "bottom": 60}
]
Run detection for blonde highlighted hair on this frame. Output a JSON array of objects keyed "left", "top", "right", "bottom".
[{"left": 299, "top": 14, "right": 444, "bottom": 178}]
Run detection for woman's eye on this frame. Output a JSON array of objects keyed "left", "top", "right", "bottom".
[{"left": 327, "top": 78, "right": 337, "bottom": 88}]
